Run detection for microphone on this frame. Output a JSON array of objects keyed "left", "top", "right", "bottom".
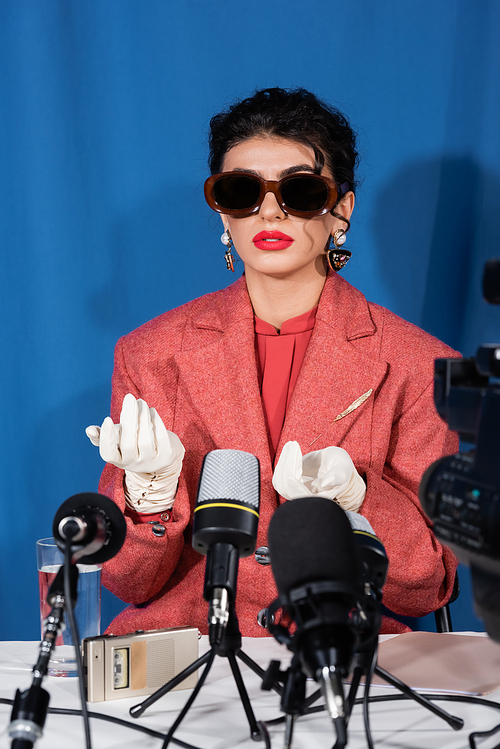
[
  {"left": 52, "top": 492, "right": 127, "bottom": 565},
  {"left": 9, "top": 493, "right": 127, "bottom": 749},
  {"left": 192, "top": 449, "right": 260, "bottom": 645},
  {"left": 343, "top": 511, "right": 388, "bottom": 685},
  {"left": 267, "top": 497, "right": 362, "bottom": 738},
  {"left": 256, "top": 511, "right": 388, "bottom": 635},
  {"left": 345, "top": 511, "right": 388, "bottom": 604}
]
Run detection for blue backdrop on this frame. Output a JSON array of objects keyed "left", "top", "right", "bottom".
[{"left": 2, "top": 0, "right": 499, "bottom": 640}]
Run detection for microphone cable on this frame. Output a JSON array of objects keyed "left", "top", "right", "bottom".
[
  {"left": 470, "top": 719, "right": 500, "bottom": 749},
  {"left": 361, "top": 693, "right": 500, "bottom": 749},
  {"left": 63, "top": 537, "right": 91, "bottom": 749},
  {"left": 263, "top": 691, "right": 500, "bottom": 749},
  {"left": 5, "top": 683, "right": 500, "bottom": 748},
  {"left": 0, "top": 697, "right": 203, "bottom": 749},
  {"left": 360, "top": 644, "right": 378, "bottom": 749}
]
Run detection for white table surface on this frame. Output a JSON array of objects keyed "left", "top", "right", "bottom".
[{"left": 1, "top": 635, "right": 499, "bottom": 749}]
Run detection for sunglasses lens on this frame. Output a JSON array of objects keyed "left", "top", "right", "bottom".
[
  {"left": 281, "top": 176, "right": 330, "bottom": 213},
  {"left": 213, "top": 174, "right": 261, "bottom": 211}
]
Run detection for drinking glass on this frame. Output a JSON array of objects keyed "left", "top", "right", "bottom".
[{"left": 36, "top": 537, "right": 101, "bottom": 676}]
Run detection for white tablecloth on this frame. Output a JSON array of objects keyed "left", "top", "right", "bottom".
[{"left": 1, "top": 636, "right": 498, "bottom": 748}]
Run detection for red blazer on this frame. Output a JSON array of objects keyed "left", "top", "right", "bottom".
[{"left": 99, "top": 272, "right": 458, "bottom": 636}]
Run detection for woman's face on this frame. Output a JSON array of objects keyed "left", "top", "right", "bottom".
[{"left": 220, "top": 136, "right": 354, "bottom": 282}]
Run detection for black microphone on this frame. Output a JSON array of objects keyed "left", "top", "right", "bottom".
[
  {"left": 52, "top": 492, "right": 127, "bottom": 565},
  {"left": 267, "top": 497, "right": 361, "bottom": 736},
  {"left": 256, "top": 510, "right": 388, "bottom": 635},
  {"left": 9, "top": 493, "right": 127, "bottom": 749},
  {"left": 257, "top": 511, "right": 388, "bottom": 636},
  {"left": 343, "top": 510, "right": 388, "bottom": 684},
  {"left": 345, "top": 511, "right": 388, "bottom": 603},
  {"left": 192, "top": 449, "right": 260, "bottom": 645}
]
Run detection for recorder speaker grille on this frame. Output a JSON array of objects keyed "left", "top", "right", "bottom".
[{"left": 146, "top": 637, "right": 176, "bottom": 688}]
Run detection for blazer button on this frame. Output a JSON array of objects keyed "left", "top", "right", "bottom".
[
  {"left": 255, "top": 546, "right": 271, "bottom": 565},
  {"left": 257, "top": 608, "right": 275, "bottom": 628},
  {"left": 146, "top": 521, "right": 166, "bottom": 537}
]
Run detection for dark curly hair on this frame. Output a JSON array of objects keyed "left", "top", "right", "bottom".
[{"left": 208, "top": 87, "right": 358, "bottom": 205}]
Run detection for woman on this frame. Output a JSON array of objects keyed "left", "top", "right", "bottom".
[{"left": 87, "top": 87, "right": 458, "bottom": 637}]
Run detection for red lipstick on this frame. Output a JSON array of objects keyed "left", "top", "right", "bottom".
[{"left": 252, "top": 230, "right": 294, "bottom": 250}]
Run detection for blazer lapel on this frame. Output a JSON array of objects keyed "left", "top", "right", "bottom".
[
  {"left": 277, "top": 273, "right": 388, "bottom": 466},
  {"left": 173, "top": 278, "right": 271, "bottom": 469}
]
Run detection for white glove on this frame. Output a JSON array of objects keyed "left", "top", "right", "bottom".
[
  {"left": 86, "top": 393, "right": 185, "bottom": 513},
  {"left": 272, "top": 441, "right": 366, "bottom": 512}
]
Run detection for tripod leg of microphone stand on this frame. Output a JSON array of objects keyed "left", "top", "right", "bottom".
[
  {"left": 345, "top": 666, "right": 363, "bottom": 721},
  {"left": 346, "top": 636, "right": 379, "bottom": 720},
  {"left": 303, "top": 688, "right": 322, "bottom": 709},
  {"left": 374, "top": 666, "right": 463, "bottom": 730},
  {"left": 284, "top": 713, "right": 296, "bottom": 749},
  {"left": 130, "top": 649, "right": 213, "bottom": 718},
  {"left": 237, "top": 649, "right": 283, "bottom": 697},
  {"left": 160, "top": 649, "right": 217, "bottom": 749},
  {"left": 227, "top": 650, "right": 262, "bottom": 741}
]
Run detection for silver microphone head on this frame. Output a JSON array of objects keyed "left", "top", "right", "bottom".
[
  {"left": 193, "top": 449, "right": 261, "bottom": 558},
  {"left": 196, "top": 449, "right": 260, "bottom": 510},
  {"left": 345, "top": 511, "right": 375, "bottom": 535}
]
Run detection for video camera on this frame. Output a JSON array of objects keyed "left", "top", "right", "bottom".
[{"left": 419, "top": 260, "right": 500, "bottom": 642}]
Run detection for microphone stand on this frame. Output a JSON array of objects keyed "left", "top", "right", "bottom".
[
  {"left": 262, "top": 636, "right": 464, "bottom": 749},
  {"left": 261, "top": 654, "right": 307, "bottom": 749},
  {"left": 130, "top": 602, "right": 283, "bottom": 747},
  {"left": 8, "top": 564, "right": 79, "bottom": 748},
  {"left": 263, "top": 608, "right": 464, "bottom": 749},
  {"left": 344, "top": 618, "right": 464, "bottom": 730}
]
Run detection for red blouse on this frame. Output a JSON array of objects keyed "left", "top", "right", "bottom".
[{"left": 255, "top": 306, "right": 317, "bottom": 459}]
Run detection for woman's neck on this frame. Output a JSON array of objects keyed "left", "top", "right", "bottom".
[{"left": 244, "top": 264, "right": 327, "bottom": 331}]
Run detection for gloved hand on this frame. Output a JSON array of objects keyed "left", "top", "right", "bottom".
[
  {"left": 272, "top": 440, "right": 366, "bottom": 512},
  {"left": 86, "top": 393, "right": 185, "bottom": 513}
]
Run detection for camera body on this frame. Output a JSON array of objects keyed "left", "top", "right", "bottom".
[
  {"left": 419, "top": 347, "right": 500, "bottom": 641},
  {"left": 83, "top": 626, "right": 199, "bottom": 702}
]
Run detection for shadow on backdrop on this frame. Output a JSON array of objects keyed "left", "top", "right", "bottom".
[{"left": 372, "top": 155, "right": 500, "bottom": 354}]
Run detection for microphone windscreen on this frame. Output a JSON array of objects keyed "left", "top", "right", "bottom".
[
  {"left": 268, "top": 497, "right": 359, "bottom": 597},
  {"left": 53, "top": 492, "right": 127, "bottom": 564},
  {"left": 196, "top": 449, "right": 260, "bottom": 511}
]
